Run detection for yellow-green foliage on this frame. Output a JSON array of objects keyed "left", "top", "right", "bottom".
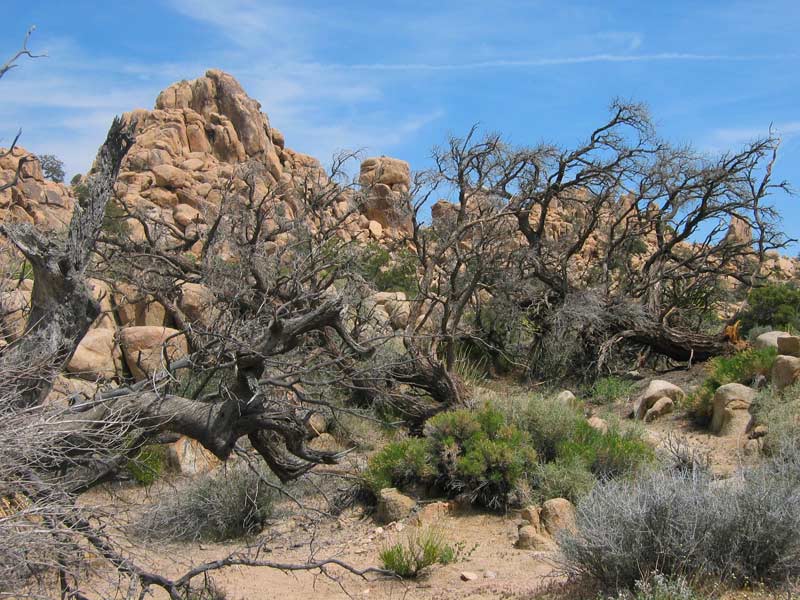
[
  {"left": 688, "top": 347, "right": 777, "bottom": 425},
  {"left": 363, "top": 437, "right": 435, "bottom": 492},
  {"left": 126, "top": 444, "right": 167, "bottom": 486},
  {"left": 365, "top": 405, "right": 537, "bottom": 510},
  {"left": 379, "top": 527, "right": 456, "bottom": 578}
]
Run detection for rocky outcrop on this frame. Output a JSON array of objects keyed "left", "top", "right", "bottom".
[
  {"left": 359, "top": 157, "right": 413, "bottom": 234},
  {"left": 0, "top": 149, "right": 74, "bottom": 231}
]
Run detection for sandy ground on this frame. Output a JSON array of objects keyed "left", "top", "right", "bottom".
[{"left": 82, "top": 492, "right": 562, "bottom": 600}]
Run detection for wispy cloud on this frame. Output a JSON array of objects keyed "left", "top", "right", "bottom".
[
  {"left": 707, "top": 121, "right": 800, "bottom": 149},
  {"left": 306, "top": 52, "right": 799, "bottom": 72}
]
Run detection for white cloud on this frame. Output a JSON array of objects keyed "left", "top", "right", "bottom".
[{"left": 706, "top": 121, "right": 800, "bottom": 149}]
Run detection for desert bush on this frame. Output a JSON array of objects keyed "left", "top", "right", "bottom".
[
  {"left": 739, "top": 282, "right": 800, "bottom": 334},
  {"left": 590, "top": 376, "right": 636, "bottom": 405},
  {"left": 560, "top": 455, "right": 800, "bottom": 589},
  {"left": 687, "top": 347, "right": 777, "bottom": 425},
  {"left": 750, "top": 382, "right": 800, "bottom": 454},
  {"left": 126, "top": 444, "right": 167, "bottom": 486},
  {"left": 556, "top": 421, "right": 653, "bottom": 479},
  {"left": 514, "top": 394, "right": 584, "bottom": 461},
  {"left": 425, "top": 406, "right": 537, "bottom": 509},
  {"left": 133, "top": 463, "right": 276, "bottom": 542},
  {"left": 364, "top": 437, "right": 435, "bottom": 493},
  {"left": 378, "top": 526, "right": 456, "bottom": 578},
  {"left": 354, "top": 242, "right": 418, "bottom": 296},
  {"left": 365, "top": 406, "right": 537, "bottom": 510},
  {"left": 530, "top": 457, "right": 596, "bottom": 504},
  {"left": 625, "top": 573, "right": 705, "bottom": 600}
]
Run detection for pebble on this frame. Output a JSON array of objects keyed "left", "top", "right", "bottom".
[{"left": 460, "top": 571, "right": 478, "bottom": 582}]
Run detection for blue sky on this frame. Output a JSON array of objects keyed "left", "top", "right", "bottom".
[{"left": 2, "top": 1, "right": 799, "bottom": 250}]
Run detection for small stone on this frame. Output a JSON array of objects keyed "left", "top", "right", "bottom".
[
  {"left": 374, "top": 527, "right": 384, "bottom": 535},
  {"left": 460, "top": 571, "right": 478, "bottom": 582},
  {"left": 484, "top": 571, "right": 497, "bottom": 579}
]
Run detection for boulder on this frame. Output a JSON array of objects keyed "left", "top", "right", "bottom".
[
  {"left": 555, "top": 390, "right": 579, "bottom": 409},
  {"left": 773, "top": 355, "right": 800, "bottom": 391},
  {"left": 46, "top": 376, "right": 98, "bottom": 407},
  {"left": 644, "top": 397, "right": 674, "bottom": 422},
  {"left": 67, "top": 328, "right": 122, "bottom": 380},
  {"left": 87, "top": 278, "right": 116, "bottom": 330},
  {"left": 777, "top": 335, "right": 800, "bottom": 358},
  {"left": 633, "top": 380, "right": 685, "bottom": 420},
  {"left": 305, "top": 412, "right": 328, "bottom": 436},
  {"left": 0, "top": 287, "right": 30, "bottom": 341},
  {"left": 754, "top": 330, "right": 790, "bottom": 350},
  {"left": 166, "top": 436, "right": 219, "bottom": 475},
  {"left": 375, "top": 488, "right": 416, "bottom": 524},
  {"left": 412, "top": 501, "right": 451, "bottom": 526},
  {"left": 119, "top": 326, "right": 188, "bottom": 381},
  {"left": 173, "top": 203, "right": 202, "bottom": 228},
  {"left": 540, "top": 498, "right": 576, "bottom": 536},
  {"left": 516, "top": 525, "right": 553, "bottom": 550},
  {"left": 178, "top": 282, "right": 215, "bottom": 324},
  {"left": 152, "top": 164, "right": 187, "bottom": 189},
  {"left": 710, "top": 383, "right": 758, "bottom": 435}
]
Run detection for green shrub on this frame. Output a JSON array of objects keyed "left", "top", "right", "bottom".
[
  {"left": 515, "top": 395, "right": 584, "bottom": 461},
  {"left": 590, "top": 376, "right": 635, "bottom": 405},
  {"left": 531, "top": 457, "right": 596, "bottom": 504},
  {"left": 740, "top": 283, "right": 800, "bottom": 333},
  {"left": 628, "top": 573, "right": 706, "bottom": 600},
  {"left": 133, "top": 463, "right": 275, "bottom": 542},
  {"left": 426, "top": 406, "right": 537, "bottom": 510},
  {"left": 354, "top": 242, "right": 418, "bottom": 296},
  {"left": 126, "top": 444, "right": 167, "bottom": 486},
  {"left": 366, "top": 406, "right": 537, "bottom": 510},
  {"left": 688, "top": 347, "right": 777, "bottom": 425},
  {"left": 379, "top": 527, "right": 456, "bottom": 578},
  {"left": 556, "top": 421, "right": 653, "bottom": 479},
  {"left": 364, "top": 438, "right": 435, "bottom": 493}
]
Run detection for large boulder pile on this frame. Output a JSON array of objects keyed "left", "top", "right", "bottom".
[
  {"left": 0, "top": 70, "right": 421, "bottom": 390},
  {"left": 0, "top": 149, "right": 74, "bottom": 231}
]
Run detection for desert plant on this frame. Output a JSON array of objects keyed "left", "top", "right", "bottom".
[
  {"left": 514, "top": 394, "right": 584, "bottom": 461},
  {"left": 687, "top": 346, "right": 777, "bottom": 425},
  {"left": 378, "top": 527, "right": 456, "bottom": 578},
  {"left": 364, "top": 437, "right": 435, "bottom": 493},
  {"left": 38, "top": 154, "right": 65, "bottom": 183},
  {"left": 740, "top": 283, "right": 800, "bottom": 334},
  {"left": 531, "top": 457, "right": 596, "bottom": 504},
  {"left": 749, "top": 382, "right": 800, "bottom": 454},
  {"left": 133, "top": 463, "right": 276, "bottom": 542},
  {"left": 354, "top": 242, "right": 418, "bottom": 296},
  {"left": 426, "top": 405, "right": 537, "bottom": 509},
  {"left": 590, "top": 377, "right": 636, "bottom": 405},
  {"left": 126, "top": 444, "right": 167, "bottom": 486},
  {"left": 556, "top": 421, "right": 653, "bottom": 479},
  {"left": 560, "top": 455, "right": 800, "bottom": 589}
]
